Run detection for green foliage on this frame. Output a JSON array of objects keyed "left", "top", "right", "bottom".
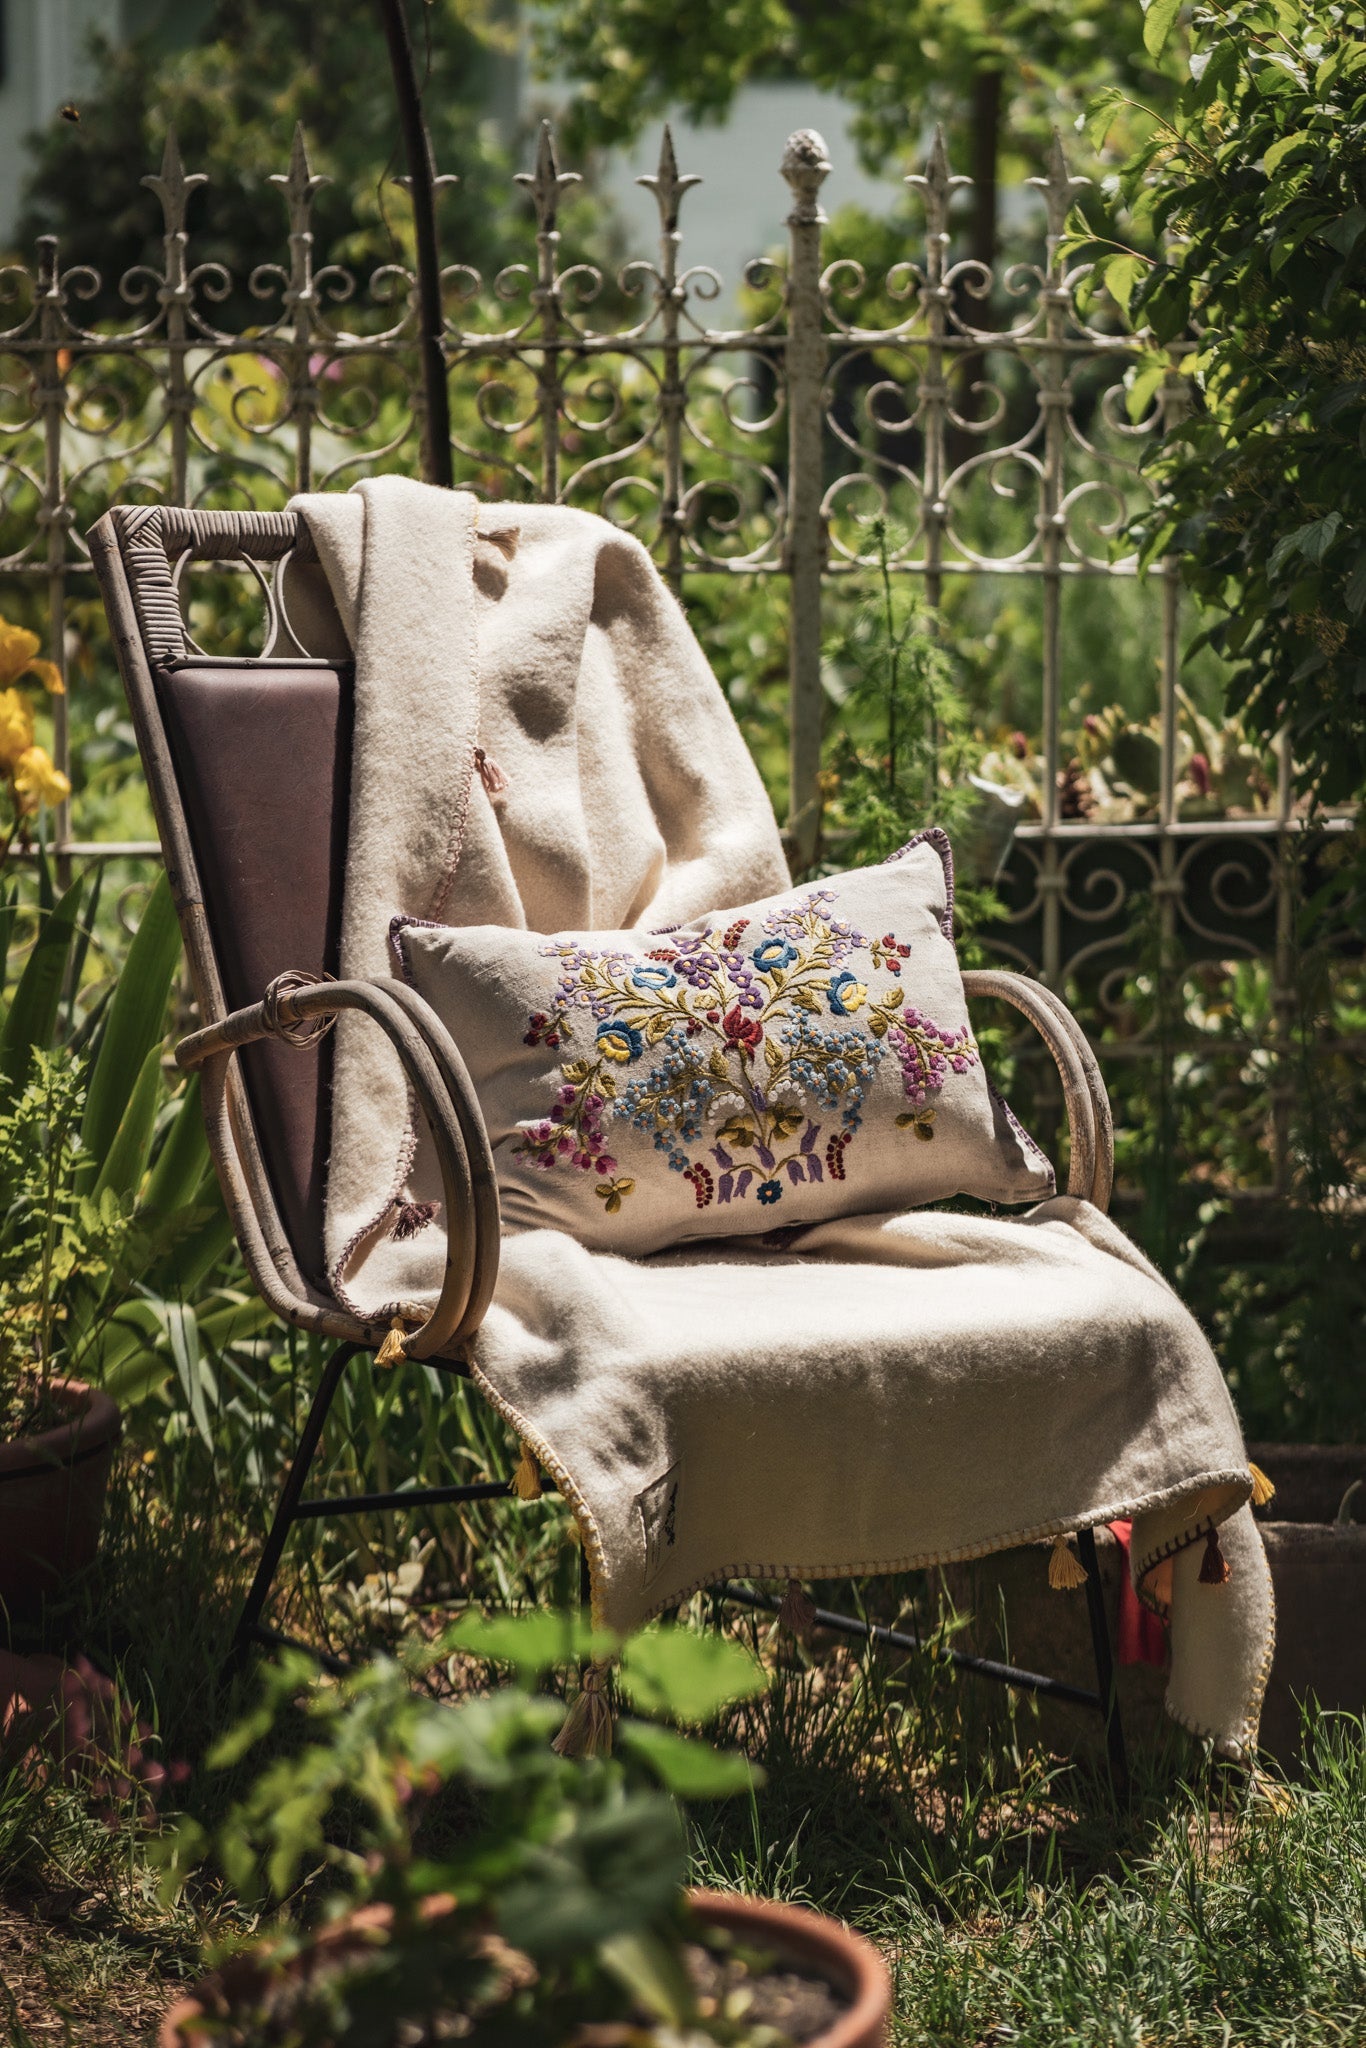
[
  {"left": 530, "top": 0, "right": 1175, "bottom": 192},
  {"left": 1074, "top": 0, "right": 1366, "bottom": 800},
  {"left": 162, "top": 1622, "right": 772, "bottom": 2044},
  {"left": 13, "top": 0, "right": 520, "bottom": 327},
  {"left": 819, "top": 521, "right": 976, "bottom": 865},
  {"left": 0, "top": 867, "right": 270, "bottom": 1445}
]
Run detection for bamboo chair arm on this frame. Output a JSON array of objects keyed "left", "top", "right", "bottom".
[
  {"left": 960, "top": 968, "right": 1114, "bottom": 1213},
  {"left": 176, "top": 976, "right": 500, "bottom": 1361}
]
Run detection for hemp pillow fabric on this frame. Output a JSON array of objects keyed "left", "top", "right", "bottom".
[{"left": 392, "top": 834, "right": 1054, "bottom": 1256}]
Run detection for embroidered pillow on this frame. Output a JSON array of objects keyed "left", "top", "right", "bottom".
[{"left": 392, "top": 833, "right": 1054, "bottom": 1256}]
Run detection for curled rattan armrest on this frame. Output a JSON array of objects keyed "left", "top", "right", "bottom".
[
  {"left": 176, "top": 976, "right": 500, "bottom": 1360},
  {"left": 961, "top": 968, "right": 1113, "bottom": 1213}
]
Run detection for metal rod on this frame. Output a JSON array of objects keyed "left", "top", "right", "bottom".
[
  {"left": 245, "top": 1622, "right": 351, "bottom": 1680},
  {"left": 228, "top": 1341, "right": 360, "bottom": 1671},
  {"left": 377, "top": 0, "right": 453, "bottom": 489},
  {"left": 294, "top": 1476, "right": 558, "bottom": 1518},
  {"left": 719, "top": 1582, "right": 1104, "bottom": 1710}
]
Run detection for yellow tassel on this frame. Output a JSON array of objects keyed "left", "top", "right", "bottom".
[
  {"left": 375, "top": 1319, "right": 408, "bottom": 1369},
  {"left": 552, "top": 1664, "right": 613, "bottom": 1759},
  {"left": 1249, "top": 1462, "right": 1276, "bottom": 1508},
  {"left": 778, "top": 1578, "right": 817, "bottom": 1639},
  {"left": 1049, "top": 1533, "right": 1089, "bottom": 1591},
  {"left": 511, "top": 1442, "right": 543, "bottom": 1502}
]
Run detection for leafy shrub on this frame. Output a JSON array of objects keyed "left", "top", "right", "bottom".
[
  {"left": 161, "top": 1618, "right": 792, "bottom": 2046},
  {"left": 1079, "top": 0, "right": 1366, "bottom": 800}
]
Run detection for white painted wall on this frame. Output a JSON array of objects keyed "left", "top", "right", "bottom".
[
  {"left": 585, "top": 84, "right": 908, "bottom": 320},
  {"left": 0, "top": 0, "right": 126, "bottom": 241}
]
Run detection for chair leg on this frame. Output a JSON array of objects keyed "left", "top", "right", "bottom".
[
  {"left": 1076, "top": 1525, "right": 1128, "bottom": 1794},
  {"left": 226, "top": 1342, "right": 360, "bottom": 1678}
]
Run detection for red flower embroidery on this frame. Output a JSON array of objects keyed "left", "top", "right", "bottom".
[
  {"left": 684, "top": 1162, "right": 714, "bottom": 1208},
  {"left": 722, "top": 1005, "right": 763, "bottom": 1051}
]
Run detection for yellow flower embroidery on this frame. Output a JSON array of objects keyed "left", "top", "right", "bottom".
[{"left": 595, "top": 1176, "right": 636, "bottom": 1214}]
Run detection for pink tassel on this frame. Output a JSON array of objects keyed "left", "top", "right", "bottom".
[
  {"left": 475, "top": 747, "right": 508, "bottom": 795},
  {"left": 391, "top": 1200, "right": 438, "bottom": 1241}
]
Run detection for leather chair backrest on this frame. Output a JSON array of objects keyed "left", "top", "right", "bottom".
[{"left": 155, "top": 659, "right": 352, "bottom": 1287}]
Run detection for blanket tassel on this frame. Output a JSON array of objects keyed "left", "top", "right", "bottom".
[
  {"left": 511, "top": 1441, "right": 543, "bottom": 1502},
  {"left": 474, "top": 746, "right": 508, "bottom": 796},
  {"left": 778, "top": 1578, "right": 817, "bottom": 1638},
  {"left": 552, "top": 1664, "right": 613, "bottom": 1759},
  {"left": 1198, "top": 1524, "right": 1231, "bottom": 1586},
  {"left": 374, "top": 1319, "right": 409, "bottom": 1369},
  {"left": 1048, "top": 1534, "right": 1088, "bottom": 1591},
  {"left": 1249, "top": 1462, "right": 1276, "bottom": 1508}
]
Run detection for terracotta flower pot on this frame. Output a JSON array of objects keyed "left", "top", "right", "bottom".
[
  {"left": 688, "top": 1890, "right": 891, "bottom": 2048},
  {"left": 161, "top": 1891, "right": 891, "bottom": 2048},
  {"left": 0, "top": 1378, "right": 122, "bottom": 1619},
  {"left": 159, "top": 1897, "right": 456, "bottom": 2048}
]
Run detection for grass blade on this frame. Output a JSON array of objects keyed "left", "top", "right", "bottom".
[
  {"left": 92, "top": 1041, "right": 164, "bottom": 1204},
  {"left": 0, "top": 874, "right": 83, "bottom": 1094},
  {"left": 80, "top": 869, "right": 180, "bottom": 1179}
]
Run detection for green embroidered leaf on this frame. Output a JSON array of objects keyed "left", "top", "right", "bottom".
[{"left": 762, "top": 1038, "right": 783, "bottom": 1072}]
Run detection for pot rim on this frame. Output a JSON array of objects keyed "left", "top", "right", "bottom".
[
  {"left": 161, "top": 1889, "right": 891, "bottom": 2048},
  {"left": 0, "top": 1376, "right": 122, "bottom": 1483},
  {"left": 687, "top": 1887, "right": 890, "bottom": 2048}
]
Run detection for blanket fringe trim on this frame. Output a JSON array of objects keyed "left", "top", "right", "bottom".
[
  {"left": 460, "top": 1374, "right": 1275, "bottom": 1752},
  {"left": 454, "top": 1390, "right": 1259, "bottom": 1676},
  {"left": 462, "top": 1358, "right": 1274, "bottom": 1755},
  {"left": 467, "top": 1362, "right": 614, "bottom": 1633}
]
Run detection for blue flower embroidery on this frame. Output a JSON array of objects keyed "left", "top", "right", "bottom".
[
  {"left": 752, "top": 937, "right": 798, "bottom": 973},
  {"left": 827, "top": 970, "right": 869, "bottom": 1016},
  {"left": 632, "top": 964, "right": 677, "bottom": 990},
  {"left": 756, "top": 1177, "right": 783, "bottom": 1205},
  {"left": 596, "top": 1019, "right": 644, "bottom": 1063}
]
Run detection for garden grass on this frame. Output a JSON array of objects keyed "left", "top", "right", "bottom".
[{"left": 2, "top": 1411, "right": 1363, "bottom": 2046}]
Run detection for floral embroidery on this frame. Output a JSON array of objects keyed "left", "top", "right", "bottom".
[{"left": 510, "top": 892, "right": 979, "bottom": 1218}]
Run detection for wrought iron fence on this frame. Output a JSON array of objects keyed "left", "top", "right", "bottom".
[{"left": 0, "top": 114, "right": 1351, "bottom": 1187}]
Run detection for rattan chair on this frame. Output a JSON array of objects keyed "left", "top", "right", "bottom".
[{"left": 91, "top": 502, "right": 1126, "bottom": 1777}]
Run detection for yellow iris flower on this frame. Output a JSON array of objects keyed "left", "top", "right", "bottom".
[
  {"left": 13, "top": 745, "right": 71, "bottom": 813},
  {"left": 0, "top": 620, "right": 63, "bottom": 698},
  {"left": 0, "top": 617, "right": 69, "bottom": 830},
  {"left": 0, "top": 687, "right": 35, "bottom": 772}
]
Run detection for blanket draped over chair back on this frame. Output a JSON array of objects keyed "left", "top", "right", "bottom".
[
  {"left": 287, "top": 477, "right": 1274, "bottom": 1757},
  {"left": 286, "top": 476, "right": 790, "bottom": 1320}
]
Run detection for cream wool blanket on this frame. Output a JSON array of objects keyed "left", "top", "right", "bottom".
[{"left": 290, "top": 477, "right": 1274, "bottom": 1754}]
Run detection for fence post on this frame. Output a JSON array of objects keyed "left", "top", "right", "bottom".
[
  {"left": 143, "top": 130, "right": 205, "bottom": 512},
  {"left": 517, "top": 121, "right": 580, "bottom": 505},
  {"left": 906, "top": 129, "right": 968, "bottom": 625},
  {"left": 272, "top": 124, "right": 327, "bottom": 496},
  {"left": 638, "top": 126, "right": 700, "bottom": 597},
  {"left": 781, "top": 129, "right": 830, "bottom": 871}
]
